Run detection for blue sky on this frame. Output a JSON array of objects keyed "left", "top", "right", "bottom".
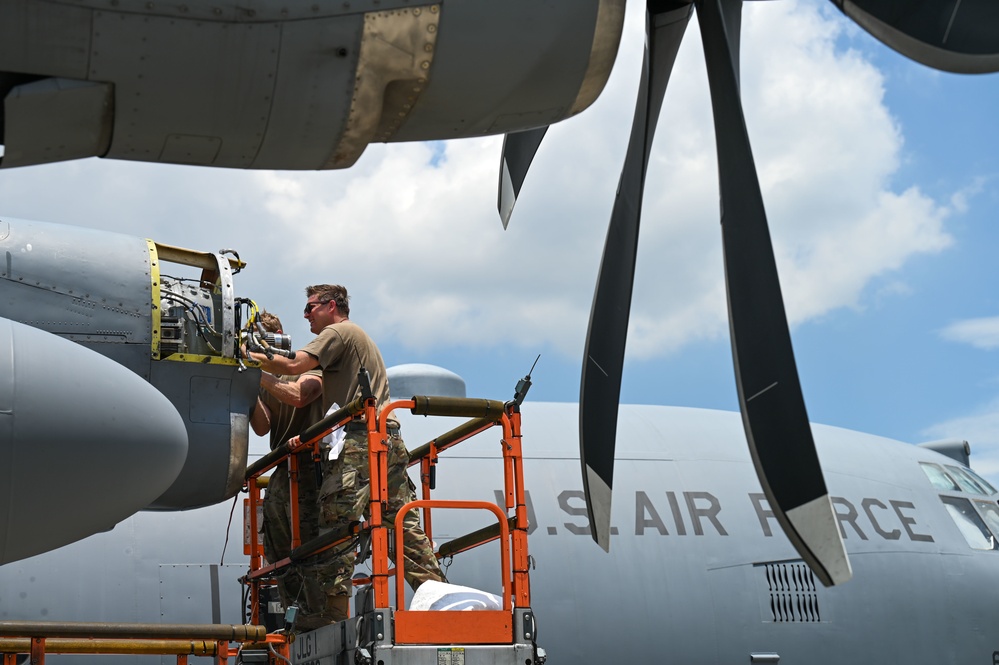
[{"left": 3, "top": 1, "right": 999, "bottom": 480}]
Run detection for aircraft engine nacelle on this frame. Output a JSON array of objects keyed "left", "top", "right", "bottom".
[
  {"left": 0, "top": 0, "right": 624, "bottom": 170},
  {"left": 0, "top": 318, "right": 189, "bottom": 564},
  {"left": 0, "top": 216, "right": 260, "bottom": 510}
]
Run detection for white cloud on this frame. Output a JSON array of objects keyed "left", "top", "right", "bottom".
[
  {"left": 0, "top": 0, "right": 961, "bottom": 365},
  {"left": 940, "top": 317, "right": 999, "bottom": 350},
  {"left": 949, "top": 177, "right": 989, "bottom": 214}
]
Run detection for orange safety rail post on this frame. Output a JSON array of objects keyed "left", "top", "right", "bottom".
[
  {"left": 245, "top": 476, "right": 262, "bottom": 569},
  {"left": 502, "top": 407, "right": 532, "bottom": 609},
  {"left": 419, "top": 446, "right": 435, "bottom": 543},
  {"left": 245, "top": 476, "right": 263, "bottom": 625},
  {"left": 364, "top": 395, "right": 393, "bottom": 610},
  {"left": 371, "top": 397, "right": 430, "bottom": 609}
]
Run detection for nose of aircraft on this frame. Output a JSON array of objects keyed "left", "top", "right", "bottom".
[{"left": 0, "top": 318, "right": 189, "bottom": 564}]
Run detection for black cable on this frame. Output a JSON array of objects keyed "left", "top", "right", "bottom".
[{"left": 221, "top": 492, "right": 239, "bottom": 565}]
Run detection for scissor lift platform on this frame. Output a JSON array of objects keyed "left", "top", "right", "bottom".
[{"left": 241, "top": 386, "right": 546, "bottom": 665}]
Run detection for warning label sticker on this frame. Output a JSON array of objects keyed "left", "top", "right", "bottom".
[{"left": 437, "top": 647, "right": 466, "bottom": 665}]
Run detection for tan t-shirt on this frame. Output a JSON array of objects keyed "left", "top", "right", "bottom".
[
  {"left": 302, "top": 321, "right": 394, "bottom": 420},
  {"left": 259, "top": 369, "right": 325, "bottom": 450}
]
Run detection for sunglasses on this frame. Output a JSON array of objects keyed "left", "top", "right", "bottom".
[{"left": 304, "top": 301, "right": 328, "bottom": 315}]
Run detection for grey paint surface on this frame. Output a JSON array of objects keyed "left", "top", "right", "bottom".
[{"left": 0, "top": 0, "right": 623, "bottom": 170}]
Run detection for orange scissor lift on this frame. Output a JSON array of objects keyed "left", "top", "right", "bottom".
[{"left": 241, "top": 375, "right": 544, "bottom": 665}]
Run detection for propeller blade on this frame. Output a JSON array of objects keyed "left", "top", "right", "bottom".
[
  {"left": 497, "top": 126, "right": 549, "bottom": 229},
  {"left": 697, "top": 0, "right": 851, "bottom": 586},
  {"left": 579, "top": 1, "right": 692, "bottom": 552},
  {"left": 832, "top": 0, "right": 999, "bottom": 74}
]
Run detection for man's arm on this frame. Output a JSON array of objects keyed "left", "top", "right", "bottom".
[
  {"left": 261, "top": 372, "right": 323, "bottom": 409},
  {"left": 250, "top": 397, "right": 272, "bottom": 436},
  {"left": 247, "top": 349, "right": 320, "bottom": 376}
]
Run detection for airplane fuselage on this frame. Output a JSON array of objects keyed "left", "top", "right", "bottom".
[{"left": 2, "top": 402, "right": 997, "bottom": 663}]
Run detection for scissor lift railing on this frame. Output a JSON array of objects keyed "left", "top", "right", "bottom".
[
  {"left": 241, "top": 389, "right": 540, "bottom": 661},
  {"left": 387, "top": 396, "right": 532, "bottom": 645}
]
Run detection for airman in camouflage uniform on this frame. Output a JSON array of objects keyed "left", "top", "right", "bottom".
[
  {"left": 250, "top": 312, "right": 334, "bottom": 631},
  {"left": 249, "top": 285, "right": 445, "bottom": 624}
]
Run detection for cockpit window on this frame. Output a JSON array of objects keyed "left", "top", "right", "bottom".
[
  {"left": 920, "top": 462, "right": 996, "bottom": 495},
  {"left": 946, "top": 465, "right": 998, "bottom": 496},
  {"left": 941, "top": 496, "right": 999, "bottom": 550},
  {"left": 974, "top": 501, "right": 999, "bottom": 537},
  {"left": 920, "top": 463, "right": 961, "bottom": 491}
]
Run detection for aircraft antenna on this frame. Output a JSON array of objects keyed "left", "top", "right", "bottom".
[{"left": 511, "top": 354, "right": 541, "bottom": 406}]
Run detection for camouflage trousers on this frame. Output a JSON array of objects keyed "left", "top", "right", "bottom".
[
  {"left": 318, "top": 427, "right": 445, "bottom": 598},
  {"left": 262, "top": 451, "right": 328, "bottom": 622}
]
